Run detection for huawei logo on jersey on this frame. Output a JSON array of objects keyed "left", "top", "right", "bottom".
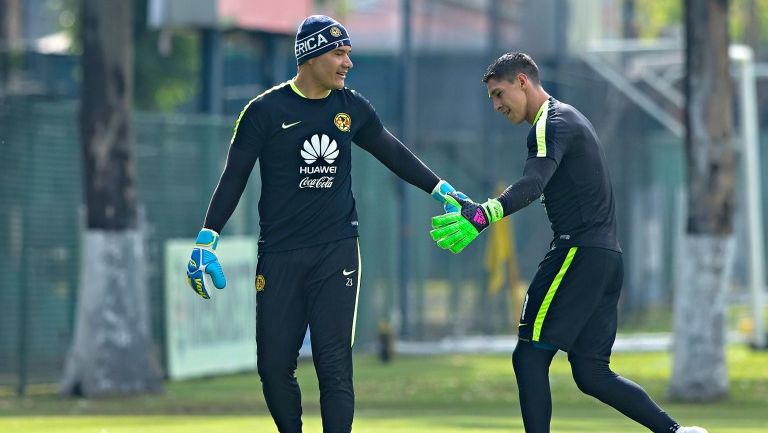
[
  {"left": 301, "top": 134, "right": 339, "bottom": 164},
  {"left": 299, "top": 133, "right": 338, "bottom": 189}
]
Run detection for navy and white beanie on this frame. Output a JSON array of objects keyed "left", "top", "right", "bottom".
[{"left": 295, "top": 15, "right": 351, "bottom": 65}]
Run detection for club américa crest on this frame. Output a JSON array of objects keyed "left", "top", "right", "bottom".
[
  {"left": 330, "top": 26, "right": 342, "bottom": 38},
  {"left": 334, "top": 113, "right": 351, "bottom": 132}
]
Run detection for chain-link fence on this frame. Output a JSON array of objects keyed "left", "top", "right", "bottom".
[{"left": 2, "top": 51, "right": 766, "bottom": 392}]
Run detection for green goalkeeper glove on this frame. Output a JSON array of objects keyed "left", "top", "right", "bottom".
[{"left": 430, "top": 192, "right": 504, "bottom": 254}]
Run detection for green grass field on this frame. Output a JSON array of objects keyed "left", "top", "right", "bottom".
[{"left": 1, "top": 346, "right": 766, "bottom": 433}]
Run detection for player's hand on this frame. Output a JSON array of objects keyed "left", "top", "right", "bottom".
[
  {"left": 431, "top": 179, "right": 469, "bottom": 213},
  {"left": 430, "top": 192, "right": 504, "bottom": 254},
  {"left": 186, "top": 228, "right": 227, "bottom": 299}
]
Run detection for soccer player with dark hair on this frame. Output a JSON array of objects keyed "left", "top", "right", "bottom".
[
  {"left": 185, "top": 15, "right": 465, "bottom": 433},
  {"left": 429, "top": 52, "right": 708, "bottom": 433}
]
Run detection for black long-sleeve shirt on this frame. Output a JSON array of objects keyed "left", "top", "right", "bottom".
[
  {"left": 497, "top": 97, "right": 620, "bottom": 252},
  {"left": 204, "top": 80, "right": 439, "bottom": 252}
]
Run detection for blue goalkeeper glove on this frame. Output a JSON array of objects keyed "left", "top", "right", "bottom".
[
  {"left": 186, "top": 228, "right": 227, "bottom": 299},
  {"left": 431, "top": 180, "right": 469, "bottom": 213},
  {"left": 430, "top": 192, "right": 504, "bottom": 254}
]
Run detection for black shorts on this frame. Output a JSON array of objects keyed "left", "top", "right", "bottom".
[{"left": 517, "top": 246, "right": 623, "bottom": 360}]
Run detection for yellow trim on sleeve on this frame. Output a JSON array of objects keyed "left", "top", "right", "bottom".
[
  {"left": 230, "top": 81, "right": 291, "bottom": 144},
  {"left": 534, "top": 99, "right": 550, "bottom": 157}
]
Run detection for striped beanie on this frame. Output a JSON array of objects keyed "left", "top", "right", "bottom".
[{"left": 295, "top": 15, "right": 351, "bottom": 65}]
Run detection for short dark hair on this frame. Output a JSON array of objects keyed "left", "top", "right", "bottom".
[{"left": 482, "top": 52, "right": 540, "bottom": 85}]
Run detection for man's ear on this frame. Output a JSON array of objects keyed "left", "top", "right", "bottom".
[{"left": 518, "top": 73, "right": 528, "bottom": 88}]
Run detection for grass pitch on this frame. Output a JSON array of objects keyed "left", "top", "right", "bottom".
[{"left": 1, "top": 346, "right": 766, "bottom": 432}]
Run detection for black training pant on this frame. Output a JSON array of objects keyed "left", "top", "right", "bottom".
[{"left": 256, "top": 237, "right": 361, "bottom": 433}]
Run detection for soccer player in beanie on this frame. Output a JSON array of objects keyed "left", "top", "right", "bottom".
[
  {"left": 185, "top": 15, "right": 466, "bottom": 433},
  {"left": 429, "top": 52, "right": 708, "bottom": 433}
]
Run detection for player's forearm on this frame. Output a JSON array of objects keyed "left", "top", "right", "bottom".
[
  {"left": 496, "top": 176, "right": 544, "bottom": 216},
  {"left": 203, "top": 146, "right": 257, "bottom": 232},
  {"left": 496, "top": 157, "right": 557, "bottom": 217},
  {"left": 359, "top": 128, "right": 440, "bottom": 193}
]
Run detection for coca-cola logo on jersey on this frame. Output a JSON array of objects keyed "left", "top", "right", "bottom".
[
  {"left": 299, "top": 134, "right": 337, "bottom": 189},
  {"left": 300, "top": 176, "right": 334, "bottom": 189}
]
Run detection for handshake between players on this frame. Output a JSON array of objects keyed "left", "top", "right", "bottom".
[{"left": 184, "top": 179, "right": 479, "bottom": 300}]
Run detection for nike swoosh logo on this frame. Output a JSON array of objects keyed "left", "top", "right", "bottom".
[
  {"left": 342, "top": 269, "right": 356, "bottom": 276},
  {"left": 281, "top": 121, "right": 301, "bottom": 129},
  {"left": 518, "top": 323, "right": 527, "bottom": 327}
]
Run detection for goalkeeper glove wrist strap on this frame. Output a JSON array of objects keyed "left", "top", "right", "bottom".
[
  {"left": 431, "top": 179, "right": 455, "bottom": 203},
  {"left": 482, "top": 199, "right": 504, "bottom": 224},
  {"left": 195, "top": 228, "right": 220, "bottom": 250}
]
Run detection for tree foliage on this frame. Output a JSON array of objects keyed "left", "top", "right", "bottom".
[
  {"left": 50, "top": 0, "right": 198, "bottom": 111},
  {"left": 635, "top": 0, "right": 683, "bottom": 38},
  {"left": 635, "top": 0, "right": 767, "bottom": 49}
]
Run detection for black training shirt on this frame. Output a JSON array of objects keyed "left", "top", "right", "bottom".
[
  {"left": 206, "top": 80, "right": 439, "bottom": 252},
  {"left": 522, "top": 97, "right": 621, "bottom": 252}
]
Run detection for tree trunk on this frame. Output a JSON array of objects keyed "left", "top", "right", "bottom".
[
  {"left": 670, "top": 0, "right": 733, "bottom": 402},
  {"left": 60, "top": 231, "right": 162, "bottom": 395},
  {"left": 60, "top": 0, "right": 162, "bottom": 396},
  {"left": 0, "top": 0, "right": 21, "bottom": 96},
  {"left": 671, "top": 235, "right": 732, "bottom": 401}
]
